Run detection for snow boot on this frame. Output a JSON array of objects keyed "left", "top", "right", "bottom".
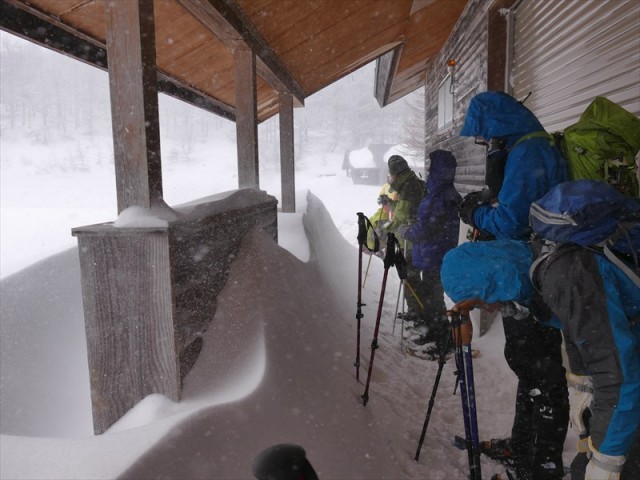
[{"left": 481, "top": 438, "right": 522, "bottom": 464}]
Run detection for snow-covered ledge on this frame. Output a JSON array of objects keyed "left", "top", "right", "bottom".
[{"left": 72, "top": 188, "right": 277, "bottom": 434}]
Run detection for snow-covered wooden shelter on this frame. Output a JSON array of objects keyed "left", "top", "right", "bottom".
[
  {"left": 0, "top": 0, "right": 468, "bottom": 433},
  {"left": 4, "top": 0, "right": 636, "bottom": 436}
]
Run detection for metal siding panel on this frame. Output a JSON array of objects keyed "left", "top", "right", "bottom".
[{"left": 512, "top": 0, "right": 640, "bottom": 132}]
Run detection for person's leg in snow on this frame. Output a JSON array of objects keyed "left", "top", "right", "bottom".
[
  {"left": 498, "top": 315, "right": 569, "bottom": 480},
  {"left": 405, "top": 270, "right": 451, "bottom": 352}
]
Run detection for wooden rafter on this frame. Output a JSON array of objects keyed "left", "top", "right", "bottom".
[
  {"left": 182, "top": 0, "right": 305, "bottom": 104},
  {"left": 375, "top": 45, "right": 404, "bottom": 108}
]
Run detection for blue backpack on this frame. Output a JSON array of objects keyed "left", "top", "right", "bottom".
[{"left": 529, "top": 179, "right": 640, "bottom": 285}]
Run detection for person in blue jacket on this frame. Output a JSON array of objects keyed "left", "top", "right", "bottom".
[
  {"left": 456, "top": 91, "right": 570, "bottom": 480},
  {"left": 458, "top": 91, "right": 569, "bottom": 240},
  {"left": 396, "top": 150, "right": 462, "bottom": 357},
  {"left": 440, "top": 239, "right": 640, "bottom": 480}
]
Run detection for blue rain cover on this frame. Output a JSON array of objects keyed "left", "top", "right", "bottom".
[
  {"left": 440, "top": 240, "right": 534, "bottom": 304},
  {"left": 530, "top": 179, "right": 640, "bottom": 253}
]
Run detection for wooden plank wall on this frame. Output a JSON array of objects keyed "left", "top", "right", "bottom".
[
  {"left": 73, "top": 193, "right": 278, "bottom": 434},
  {"left": 424, "top": 0, "right": 515, "bottom": 194},
  {"left": 75, "top": 228, "right": 177, "bottom": 435}
]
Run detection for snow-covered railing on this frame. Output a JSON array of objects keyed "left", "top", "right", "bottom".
[{"left": 72, "top": 188, "right": 277, "bottom": 434}]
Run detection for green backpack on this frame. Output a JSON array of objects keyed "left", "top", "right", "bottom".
[
  {"left": 517, "top": 97, "right": 640, "bottom": 197},
  {"left": 561, "top": 96, "right": 640, "bottom": 196}
]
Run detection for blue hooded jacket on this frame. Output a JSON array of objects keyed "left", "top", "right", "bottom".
[
  {"left": 404, "top": 150, "right": 462, "bottom": 271},
  {"left": 440, "top": 239, "right": 534, "bottom": 304},
  {"left": 460, "top": 91, "right": 569, "bottom": 239}
]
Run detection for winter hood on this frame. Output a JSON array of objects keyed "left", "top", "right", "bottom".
[
  {"left": 460, "top": 91, "right": 545, "bottom": 148},
  {"left": 440, "top": 240, "right": 534, "bottom": 304},
  {"left": 426, "top": 150, "right": 456, "bottom": 190}
]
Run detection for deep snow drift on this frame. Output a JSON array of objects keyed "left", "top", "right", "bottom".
[{"left": 0, "top": 187, "right": 580, "bottom": 479}]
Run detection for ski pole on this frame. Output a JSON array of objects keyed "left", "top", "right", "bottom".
[
  {"left": 362, "top": 253, "right": 373, "bottom": 289},
  {"left": 392, "top": 279, "right": 403, "bottom": 336},
  {"left": 362, "top": 233, "right": 400, "bottom": 406},
  {"left": 414, "top": 328, "right": 452, "bottom": 461},
  {"left": 354, "top": 213, "right": 381, "bottom": 382},
  {"left": 400, "top": 237, "right": 408, "bottom": 334},
  {"left": 355, "top": 212, "right": 367, "bottom": 382},
  {"left": 404, "top": 280, "right": 425, "bottom": 311},
  {"left": 450, "top": 303, "right": 482, "bottom": 480}
]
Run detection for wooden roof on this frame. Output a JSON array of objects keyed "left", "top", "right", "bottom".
[{"left": 1, "top": 0, "right": 468, "bottom": 122}]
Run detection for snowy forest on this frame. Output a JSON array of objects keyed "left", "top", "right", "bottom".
[
  {"left": 0, "top": 30, "right": 424, "bottom": 279},
  {"left": 0, "top": 31, "right": 422, "bottom": 174}
]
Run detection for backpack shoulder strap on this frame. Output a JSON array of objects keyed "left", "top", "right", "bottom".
[
  {"left": 530, "top": 239, "right": 640, "bottom": 290},
  {"left": 511, "top": 131, "right": 554, "bottom": 151},
  {"left": 603, "top": 243, "right": 640, "bottom": 288},
  {"left": 529, "top": 240, "right": 562, "bottom": 293}
]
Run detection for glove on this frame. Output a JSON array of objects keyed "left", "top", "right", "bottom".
[
  {"left": 377, "top": 195, "right": 389, "bottom": 206},
  {"left": 585, "top": 437, "right": 625, "bottom": 480},
  {"left": 395, "top": 224, "right": 410, "bottom": 239},
  {"left": 567, "top": 372, "right": 593, "bottom": 436},
  {"left": 500, "top": 301, "right": 530, "bottom": 320},
  {"left": 458, "top": 191, "right": 485, "bottom": 228}
]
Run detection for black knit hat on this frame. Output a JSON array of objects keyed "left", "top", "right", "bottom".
[{"left": 388, "top": 155, "right": 409, "bottom": 175}]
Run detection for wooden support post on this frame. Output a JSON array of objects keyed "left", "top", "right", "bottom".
[
  {"left": 234, "top": 47, "right": 259, "bottom": 188},
  {"left": 279, "top": 91, "right": 295, "bottom": 213},
  {"left": 105, "top": 0, "right": 163, "bottom": 213}
]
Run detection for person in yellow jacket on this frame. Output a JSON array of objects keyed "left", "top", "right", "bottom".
[{"left": 365, "top": 182, "right": 398, "bottom": 253}]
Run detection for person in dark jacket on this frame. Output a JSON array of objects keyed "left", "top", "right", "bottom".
[
  {"left": 440, "top": 239, "right": 640, "bottom": 480},
  {"left": 396, "top": 150, "right": 462, "bottom": 356},
  {"left": 456, "top": 91, "right": 570, "bottom": 480},
  {"left": 386, "top": 154, "right": 427, "bottom": 324}
]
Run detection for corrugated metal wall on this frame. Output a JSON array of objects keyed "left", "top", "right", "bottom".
[{"left": 510, "top": 0, "right": 640, "bottom": 132}]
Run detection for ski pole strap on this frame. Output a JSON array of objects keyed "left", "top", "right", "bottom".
[
  {"left": 356, "top": 212, "right": 380, "bottom": 252},
  {"left": 384, "top": 233, "right": 399, "bottom": 269},
  {"left": 394, "top": 246, "right": 408, "bottom": 280}
]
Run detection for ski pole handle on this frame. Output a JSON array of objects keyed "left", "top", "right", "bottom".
[
  {"left": 356, "top": 212, "right": 367, "bottom": 246},
  {"left": 448, "top": 310, "right": 473, "bottom": 347},
  {"left": 449, "top": 299, "right": 484, "bottom": 316}
]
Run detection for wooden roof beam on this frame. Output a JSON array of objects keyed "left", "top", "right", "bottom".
[
  {"left": 178, "top": 0, "right": 305, "bottom": 105},
  {"left": 0, "top": 0, "right": 235, "bottom": 120},
  {"left": 374, "top": 45, "right": 404, "bottom": 107}
]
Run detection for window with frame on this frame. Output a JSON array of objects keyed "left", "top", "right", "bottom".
[{"left": 437, "top": 75, "right": 454, "bottom": 130}]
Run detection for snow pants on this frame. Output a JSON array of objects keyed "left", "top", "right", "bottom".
[
  {"left": 403, "top": 261, "right": 424, "bottom": 320},
  {"left": 418, "top": 269, "right": 450, "bottom": 347},
  {"left": 502, "top": 315, "right": 569, "bottom": 480}
]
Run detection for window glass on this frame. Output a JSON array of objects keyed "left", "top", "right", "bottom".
[{"left": 437, "top": 75, "right": 453, "bottom": 130}]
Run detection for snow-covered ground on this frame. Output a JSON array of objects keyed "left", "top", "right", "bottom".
[{"left": 0, "top": 138, "right": 580, "bottom": 479}]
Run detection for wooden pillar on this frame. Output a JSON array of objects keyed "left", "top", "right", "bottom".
[
  {"left": 234, "top": 47, "right": 259, "bottom": 188},
  {"left": 105, "top": 0, "right": 163, "bottom": 213},
  {"left": 279, "top": 92, "right": 295, "bottom": 212}
]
